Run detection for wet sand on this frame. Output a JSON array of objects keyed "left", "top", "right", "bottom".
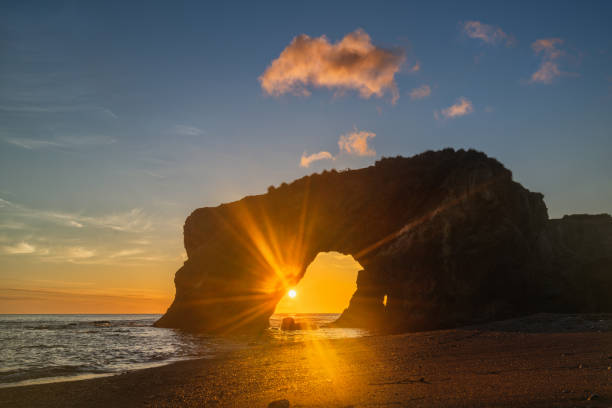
[{"left": 1, "top": 314, "right": 611, "bottom": 408}]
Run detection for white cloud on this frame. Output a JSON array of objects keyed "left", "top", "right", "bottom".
[
  {"left": 3, "top": 134, "right": 116, "bottom": 150},
  {"left": 4, "top": 138, "right": 61, "bottom": 149},
  {"left": 173, "top": 125, "right": 204, "bottom": 136},
  {"left": 300, "top": 151, "right": 334, "bottom": 168},
  {"left": 410, "top": 85, "right": 431, "bottom": 100},
  {"left": 435, "top": 97, "right": 474, "bottom": 120},
  {"left": 0, "top": 104, "right": 117, "bottom": 118}
]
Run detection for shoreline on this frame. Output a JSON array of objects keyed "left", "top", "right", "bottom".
[
  {"left": 1, "top": 313, "right": 611, "bottom": 407},
  {"left": 0, "top": 356, "right": 205, "bottom": 390}
]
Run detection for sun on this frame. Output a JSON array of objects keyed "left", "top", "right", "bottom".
[{"left": 288, "top": 289, "right": 297, "bottom": 298}]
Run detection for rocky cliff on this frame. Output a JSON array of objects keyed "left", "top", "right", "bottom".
[{"left": 155, "top": 149, "right": 612, "bottom": 333}]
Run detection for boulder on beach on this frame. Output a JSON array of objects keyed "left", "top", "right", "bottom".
[{"left": 267, "top": 399, "right": 290, "bottom": 408}]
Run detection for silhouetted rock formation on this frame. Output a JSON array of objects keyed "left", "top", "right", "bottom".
[
  {"left": 536, "top": 214, "right": 612, "bottom": 313},
  {"left": 155, "top": 149, "right": 612, "bottom": 333}
]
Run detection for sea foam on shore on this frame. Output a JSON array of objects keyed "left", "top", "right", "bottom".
[{"left": 0, "top": 313, "right": 366, "bottom": 388}]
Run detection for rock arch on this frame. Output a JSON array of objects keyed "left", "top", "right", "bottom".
[
  {"left": 273, "top": 252, "right": 361, "bottom": 314},
  {"left": 155, "top": 149, "right": 612, "bottom": 333}
]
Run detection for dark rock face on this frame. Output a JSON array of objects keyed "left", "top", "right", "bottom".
[
  {"left": 155, "top": 149, "right": 612, "bottom": 333},
  {"left": 536, "top": 214, "right": 612, "bottom": 313}
]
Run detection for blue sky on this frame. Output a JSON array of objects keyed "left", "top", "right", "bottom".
[{"left": 1, "top": 0, "right": 611, "bottom": 312}]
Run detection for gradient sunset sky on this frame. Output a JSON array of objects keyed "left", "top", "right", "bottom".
[{"left": 1, "top": 1, "right": 611, "bottom": 313}]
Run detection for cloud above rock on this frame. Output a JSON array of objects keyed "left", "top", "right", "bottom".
[
  {"left": 435, "top": 97, "right": 474, "bottom": 120},
  {"left": 338, "top": 129, "right": 376, "bottom": 156},
  {"left": 462, "top": 21, "right": 514, "bottom": 47},
  {"left": 530, "top": 38, "right": 565, "bottom": 84},
  {"left": 300, "top": 151, "right": 334, "bottom": 168},
  {"left": 260, "top": 29, "right": 405, "bottom": 103},
  {"left": 410, "top": 84, "right": 431, "bottom": 100},
  {"left": 299, "top": 129, "right": 377, "bottom": 168}
]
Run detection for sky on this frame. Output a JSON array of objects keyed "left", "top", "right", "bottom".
[{"left": 1, "top": 0, "right": 611, "bottom": 313}]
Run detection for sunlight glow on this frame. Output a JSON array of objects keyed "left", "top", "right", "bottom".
[
  {"left": 288, "top": 289, "right": 297, "bottom": 298},
  {"left": 274, "top": 252, "right": 360, "bottom": 314}
]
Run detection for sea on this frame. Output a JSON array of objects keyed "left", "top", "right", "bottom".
[{"left": 0, "top": 313, "right": 367, "bottom": 388}]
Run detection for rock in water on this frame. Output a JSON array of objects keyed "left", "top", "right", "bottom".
[
  {"left": 155, "top": 149, "right": 612, "bottom": 333},
  {"left": 281, "top": 317, "right": 298, "bottom": 330},
  {"left": 280, "top": 317, "right": 317, "bottom": 330}
]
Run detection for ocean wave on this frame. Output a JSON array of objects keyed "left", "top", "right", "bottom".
[
  {"left": 0, "top": 313, "right": 363, "bottom": 387},
  {"left": 0, "top": 365, "right": 109, "bottom": 384}
]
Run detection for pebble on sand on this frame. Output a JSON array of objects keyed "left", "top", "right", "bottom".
[{"left": 268, "top": 399, "right": 290, "bottom": 408}]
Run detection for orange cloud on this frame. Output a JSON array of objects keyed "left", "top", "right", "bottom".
[
  {"left": 530, "top": 38, "right": 565, "bottom": 84},
  {"left": 298, "top": 129, "right": 377, "bottom": 167},
  {"left": 462, "top": 21, "right": 514, "bottom": 47},
  {"left": 410, "top": 84, "right": 431, "bottom": 100},
  {"left": 532, "top": 38, "right": 564, "bottom": 59},
  {"left": 260, "top": 29, "right": 405, "bottom": 103},
  {"left": 436, "top": 97, "right": 474, "bottom": 120},
  {"left": 338, "top": 129, "right": 376, "bottom": 156},
  {"left": 300, "top": 151, "right": 333, "bottom": 168},
  {"left": 531, "top": 61, "right": 561, "bottom": 84}
]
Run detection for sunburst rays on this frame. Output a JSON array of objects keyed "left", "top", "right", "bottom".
[{"left": 186, "top": 174, "right": 501, "bottom": 333}]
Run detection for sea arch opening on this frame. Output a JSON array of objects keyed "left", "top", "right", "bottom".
[{"left": 273, "top": 252, "right": 362, "bottom": 316}]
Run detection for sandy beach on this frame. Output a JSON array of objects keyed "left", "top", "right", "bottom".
[{"left": 1, "top": 314, "right": 611, "bottom": 408}]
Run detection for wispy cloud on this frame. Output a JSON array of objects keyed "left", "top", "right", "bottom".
[
  {"left": 300, "top": 151, "right": 334, "bottom": 168},
  {"left": 462, "top": 21, "right": 515, "bottom": 47},
  {"left": 410, "top": 84, "right": 431, "bottom": 100},
  {"left": 172, "top": 125, "right": 204, "bottom": 136},
  {"left": 260, "top": 29, "right": 405, "bottom": 103},
  {"left": 4, "top": 138, "right": 61, "bottom": 149},
  {"left": 338, "top": 129, "right": 376, "bottom": 156},
  {"left": 3, "top": 134, "right": 116, "bottom": 150},
  {"left": 0, "top": 104, "right": 117, "bottom": 118},
  {"left": 0, "top": 196, "right": 182, "bottom": 266},
  {"left": 109, "top": 249, "right": 145, "bottom": 258},
  {"left": 435, "top": 97, "right": 474, "bottom": 120},
  {"left": 3, "top": 241, "right": 178, "bottom": 265},
  {"left": 65, "top": 246, "right": 95, "bottom": 259},
  {"left": 530, "top": 38, "right": 567, "bottom": 84},
  {"left": 142, "top": 170, "right": 166, "bottom": 179},
  {"left": 0, "top": 197, "right": 153, "bottom": 233},
  {"left": 3, "top": 242, "right": 37, "bottom": 254}
]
